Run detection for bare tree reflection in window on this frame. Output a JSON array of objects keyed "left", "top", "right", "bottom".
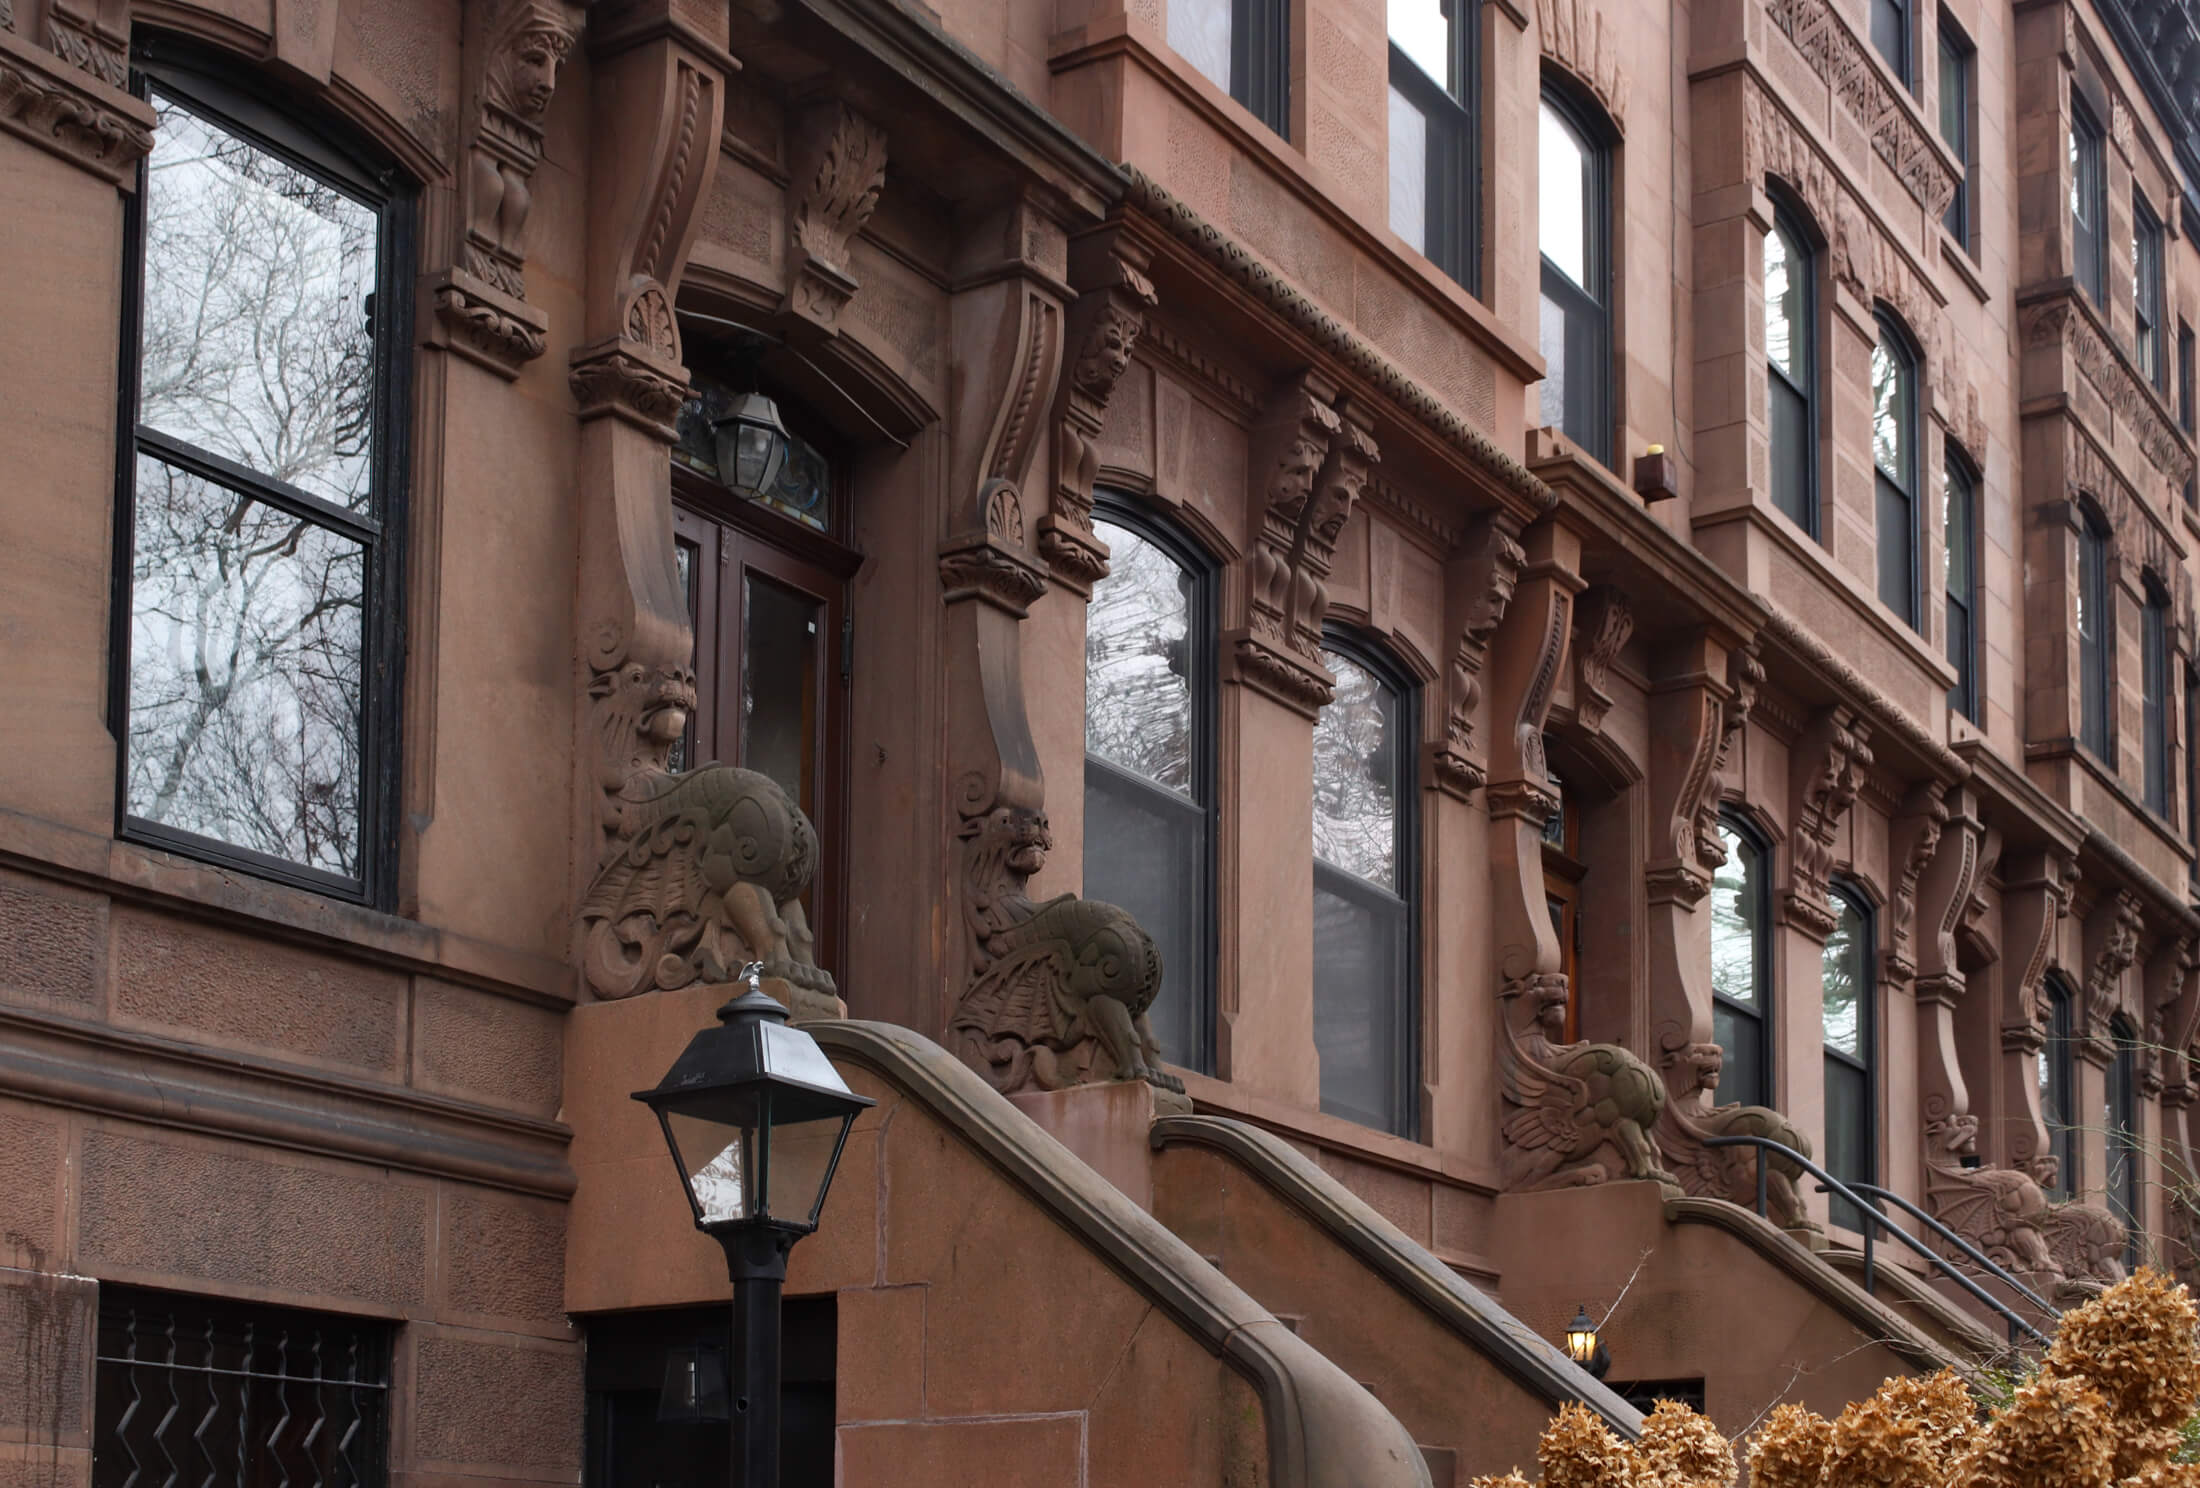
[{"left": 1085, "top": 522, "right": 1193, "bottom": 794}]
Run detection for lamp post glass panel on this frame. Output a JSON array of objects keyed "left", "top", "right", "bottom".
[
  {"left": 633, "top": 967, "right": 872, "bottom": 1488},
  {"left": 1564, "top": 1305, "right": 1611, "bottom": 1379}
]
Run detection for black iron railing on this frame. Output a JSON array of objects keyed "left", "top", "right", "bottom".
[{"left": 1699, "top": 1134, "right": 2052, "bottom": 1348}]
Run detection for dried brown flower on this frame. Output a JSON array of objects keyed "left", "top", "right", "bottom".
[
  {"left": 1946, "top": 1372, "right": 2114, "bottom": 1488},
  {"left": 1746, "top": 1402, "right": 1834, "bottom": 1488},
  {"left": 2044, "top": 1268, "right": 2200, "bottom": 1451},
  {"left": 1540, "top": 1402, "right": 1641, "bottom": 1488},
  {"left": 1630, "top": 1398, "right": 1734, "bottom": 1488},
  {"left": 1465, "top": 1475, "right": 1535, "bottom": 1488}
]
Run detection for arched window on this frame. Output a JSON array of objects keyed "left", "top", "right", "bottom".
[
  {"left": 1538, "top": 82, "right": 1613, "bottom": 467},
  {"left": 2107, "top": 1016, "right": 2142, "bottom": 1260},
  {"left": 1711, "top": 813, "right": 1773, "bottom": 1108},
  {"left": 117, "top": 36, "right": 416, "bottom": 905},
  {"left": 1945, "top": 449, "right": 1980, "bottom": 719},
  {"left": 1871, "top": 312, "right": 1921, "bottom": 629},
  {"left": 1822, "top": 884, "right": 1876, "bottom": 1230},
  {"left": 2078, "top": 504, "right": 2114, "bottom": 761},
  {"left": 1765, "top": 201, "right": 1819, "bottom": 535},
  {"left": 1084, "top": 500, "right": 1216, "bottom": 1073},
  {"left": 2145, "top": 578, "right": 2171, "bottom": 816},
  {"left": 1311, "top": 635, "right": 1419, "bottom": 1136},
  {"left": 2041, "top": 976, "right": 2078, "bottom": 1197}
]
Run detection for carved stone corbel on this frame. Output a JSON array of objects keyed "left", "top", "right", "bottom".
[
  {"left": 1693, "top": 645, "right": 1761, "bottom": 871},
  {"left": 0, "top": 26, "right": 152, "bottom": 184},
  {"left": 1566, "top": 586, "right": 1631, "bottom": 736},
  {"left": 1038, "top": 231, "right": 1157, "bottom": 595},
  {"left": 1883, "top": 781, "right": 1950, "bottom": 988},
  {"left": 1782, "top": 705, "right": 1873, "bottom": 939},
  {"left": 1999, "top": 852, "right": 2077, "bottom": 1183},
  {"left": 1430, "top": 517, "right": 1525, "bottom": 799},
  {"left": 1645, "top": 633, "right": 1731, "bottom": 909},
  {"left": 429, "top": 0, "right": 583, "bottom": 378},
  {"left": 777, "top": 102, "right": 888, "bottom": 337},
  {"left": 2081, "top": 889, "right": 2144, "bottom": 1054},
  {"left": 2141, "top": 935, "right": 2196, "bottom": 1099}
]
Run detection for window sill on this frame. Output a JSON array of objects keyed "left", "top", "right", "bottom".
[
  {"left": 1939, "top": 231, "right": 1988, "bottom": 305},
  {"left": 2022, "top": 736, "right": 2196, "bottom": 866}
]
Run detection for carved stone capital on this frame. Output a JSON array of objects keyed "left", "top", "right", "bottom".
[
  {"left": 0, "top": 33, "right": 153, "bottom": 185},
  {"left": 1486, "top": 777, "right": 1559, "bottom": 826},
  {"left": 1041, "top": 235, "right": 1157, "bottom": 596},
  {"left": 939, "top": 533, "right": 1050, "bottom": 618},
  {"left": 568, "top": 337, "right": 691, "bottom": 437},
  {"left": 428, "top": 270, "right": 552, "bottom": 379},
  {"left": 779, "top": 102, "right": 888, "bottom": 336}
]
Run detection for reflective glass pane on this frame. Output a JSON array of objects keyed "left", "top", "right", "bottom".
[
  {"left": 1087, "top": 521, "right": 1194, "bottom": 794},
  {"left": 1824, "top": 1058, "right": 1871, "bottom": 1228},
  {"left": 1821, "top": 895, "right": 1867, "bottom": 1059},
  {"left": 1943, "top": 460, "right": 1973, "bottom": 597},
  {"left": 1314, "top": 872, "right": 1409, "bottom": 1134},
  {"left": 1389, "top": 87, "right": 1429, "bottom": 252},
  {"left": 1539, "top": 101, "right": 1589, "bottom": 289},
  {"left": 1937, "top": 32, "right": 1965, "bottom": 154},
  {"left": 1084, "top": 767, "right": 1205, "bottom": 1066},
  {"left": 762, "top": 1111, "right": 846, "bottom": 1226},
  {"left": 668, "top": 1112, "right": 756, "bottom": 1225},
  {"left": 1169, "top": 0, "right": 1234, "bottom": 94},
  {"left": 142, "top": 92, "right": 379, "bottom": 510},
  {"left": 1538, "top": 291, "right": 1570, "bottom": 432},
  {"left": 1765, "top": 224, "right": 1804, "bottom": 379},
  {"left": 1710, "top": 825, "right": 1763, "bottom": 1011},
  {"left": 1871, "top": 334, "right": 1910, "bottom": 482},
  {"left": 1712, "top": 1001, "right": 1764, "bottom": 1108},
  {"left": 670, "top": 538, "right": 698, "bottom": 773},
  {"left": 742, "top": 574, "right": 820, "bottom": 815},
  {"left": 127, "top": 456, "right": 365, "bottom": 876},
  {"left": 1870, "top": 0, "right": 1907, "bottom": 80},
  {"left": 1878, "top": 478, "right": 1913, "bottom": 619},
  {"left": 1312, "top": 650, "right": 1399, "bottom": 888},
  {"left": 1770, "top": 376, "right": 1810, "bottom": 528},
  {"left": 672, "top": 382, "right": 832, "bottom": 532},
  {"left": 1388, "top": 0, "right": 1449, "bottom": 85}
]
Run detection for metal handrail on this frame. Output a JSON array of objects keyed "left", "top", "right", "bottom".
[
  {"left": 1700, "top": 1135, "right": 2051, "bottom": 1347},
  {"left": 1847, "top": 1181, "right": 2059, "bottom": 1319}
]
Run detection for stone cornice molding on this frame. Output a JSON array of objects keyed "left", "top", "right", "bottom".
[
  {"left": 1041, "top": 228, "right": 1158, "bottom": 595},
  {"left": 0, "top": 30, "right": 153, "bottom": 185},
  {"left": 1117, "top": 166, "right": 1555, "bottom": 523},
  {"left": 779, "top": 101, "right": 890, "bottom": 336},
  {"left": 1535, "top": 0, "right": 1628, "bottom": 127},
  {"left": 1758, "top": 608, "right": 1965, "bottom": 782},
  {"left": 2021, "top": 289, "right": 2199, "bottom": 492},
  {"left": 1761, "top": 0, "right": 1961, "bottom": 216}
]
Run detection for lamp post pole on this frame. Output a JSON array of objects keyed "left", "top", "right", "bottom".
[{"left": 723, "top": 1228, "right": 791, "bottom": 1488}]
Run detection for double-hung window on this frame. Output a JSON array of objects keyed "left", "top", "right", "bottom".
[
  {"left": 1388, "top": 0, "right": 1479, "bottom": 291},
  {"left": 1937, "top": 21, "right": 1975, "bottom": 249},
  {"left": 1871, "top": 0, "right": 1912, "bottom": 88},
  {"left": 1945, "top": 452, "right": 1979, "bottom": 719},
  {"left": 2041, "top": 977, "right": 2078, "bottom": 1196},
  {"left": 1538, "top": 84, "right": 1614, "bottom": 467},
  {"left": 2079, "top": 506, "right": 2114, "bottom": 761},
  {"left": 118, "top": 40, "right": 413, "bottom": 903},
  {"left": 1168, "top": 0, "right": 1289, "bottom": 135},
  {"left": 2072, "top": 98, "right": 2108, "bottom": 309},
  {"left": 1084, "top": 502, "right": 1217, "bottom": 1073},
  {"left": 1766, "top": 205, "right": 1818, "bottom": 534},
  {"left": 2107, "top": 1018, "right": 2142, "bottom": 1262},
  {"left": 1871, "top": 313, "right": 1921, "bottom": 629},
  {"left": 2181, "top": 322, "right": 2196, "bottom": 509},
  {"left": 2136, "top": 193, "right": 2166, "bottom": 393},
  {"left": 1710, "top": 815, "right": 1772, "bottom": 1108},
  {"left": 1822, "top": 885, "right": 1877, "bottom": 1231},
  {"left": 1311, "top": 637, "right": 1419, "bottom": 1137},
  {"left": 2145, "top": 580, "right": 2171, "bottom": 816}
]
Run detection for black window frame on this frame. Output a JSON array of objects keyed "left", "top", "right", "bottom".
[
  {"left": 1872, "top": 310, "right": 1922, "bottom": 629},
  {"left": 113, "top": 34, "right": 415, "bottom": 908},
  {"left": 1387, "top": 0, "right": 1481, "bottom": 294},
  {"left": 2079, "top": 502, "right": 2115, "bottom": 763},
  {"left": 1310, "top": 626, "right": 1422, "bottom": 1139},
  {"left": 1537, "top": 78, "right": 1615, "bottom": 469},
  {"left": 1822, "top": 880, "right": 1878, "bottom": 1232},
  {"left": 2107, "top": 1014, "right": 2143, "bottom": 1262},
  {"left": 1765, "top": 194, "right": 1820, "bottom": 538},
  {"left": 1871, "top": 0, "right": 1913, "bottom": 90},
  {"left": 2136, "top": 191, "right": 2167, "bottom": 393},
  {"left": 2145, "top": 576, "right": 2172, "bottom": 817},
  {"left": 1937, "top": 17, "right": 1975, "bottom": 250},
  {"left": 1170, "top": 0, "right": 1289, "bottom": 138},
  {"left": 1945, "top": 447, "right": 1980, "bottom": 720},
  {"left": 2072, "top": 95, "right": 2109, "bottom": 310},
  {"left": 2180, "top": 320, "right": 2196, "bottom": 510},
  {"left": 2042, "top": 975, "right": 2079, "bottom": 1197},
  {"left": 1710, "top": 810, "right": 1774, "bottom": 1110},
  {"left": 1083, "top": 491, "right": 1220, "bottom": 1077},
  {"left": 2189, "top": 660, "right": 2199, "bottom": 859}
]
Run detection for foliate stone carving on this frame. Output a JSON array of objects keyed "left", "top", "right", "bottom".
[
  {"left": 1499, "top": 972, "right": 1677, "bottom": 1191},
  {"left": 43, "top": 1, "right": 126, "bottom": 88},
  {"left": 2083, "top": 890, "right": 2145, "bottom": 1046},
  {"left": 1655, "top": 1041, "right": 1818, "bottom": 1232},
  {"left": 1883, "top": 783, "right": 1950, "bottom": 987},
  {"left": 779, "top": 103, "right": 888, "bottom": 335},
  {"left": 1432, "top": 520, "right": 1525, "bottom": 797},
  {"left": 2026, "top": 298, "right": 2199, "bottom": 492},
  {"left": 568, "top": 341, "right": 691, "bottom": 435},
  {"left": 948, "top": 806, "right": 1184, "bottom": 1095},
  {"left": 1761, "top": 0, "right": 1959, "bottom": 216},
  {"left": 432, "top": 280, "right": 549, "bottom": 370},
  {"left": 1568, "top": 587, "right": 1631, "bottom": 735},
  {"left": 1646, "top": 667, "right": 1725, "bottom": 910},
  {"left": 1041, "top": 238, "right": 1158, "bottom": 594},
  {"left": 0, "top": 43, "right": 152, "bottom": 183},
  {"left": 1534, "top": 0, "right": 1628, "bottom": 125},
  {"left": 1782, "top": 706, "right": 1874, "bottom": 938},
  {"left": 1693, "top": 646, "right": 1762, "bottom": 872},
  {"left": 1920, "top": 1114, "right": 2065, "bottom": 1287}
]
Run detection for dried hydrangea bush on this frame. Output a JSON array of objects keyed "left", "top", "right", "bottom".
[{"left": 1468, "top": 1269, "right": 2200, "bottom": 1488}]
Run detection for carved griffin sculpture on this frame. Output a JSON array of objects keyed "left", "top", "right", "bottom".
[
  {"left": 2038, "top": 1188, "right": 2130, "bottom": 1300},
  {"left": 1656, "top": 1042, "right": 1819, "bottom": 1233},
  {"left": 579, "top": 663, "right": 839, "bottom": 1016},
  {"left": 949, "top": 805, "right": 1184, "bottom": 1096},
  {"left": 1920, "top": 1114, "right": 2064, "bottom": 1285},
  {"left": 1499, "top": 973, "right": 1677, "bottom": 1191}
]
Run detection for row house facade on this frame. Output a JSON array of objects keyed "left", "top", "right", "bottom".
[{"left": 3, "top": 0, "right": 2200, "bottom": 1476}]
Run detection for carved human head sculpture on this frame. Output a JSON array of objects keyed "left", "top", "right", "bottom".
[
  {"left": 488, "top": 9, "right": 577, "bottom": 121},
  {"left": 1073, "top": 307, "right": 1140, "bottom": 398}
]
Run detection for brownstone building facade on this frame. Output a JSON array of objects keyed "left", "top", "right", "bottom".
[{"left": 5, "top": 0, "right": 2200, "bottom": 1478}]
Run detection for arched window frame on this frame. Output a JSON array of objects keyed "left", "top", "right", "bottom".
[
  {"left": 2144, "top": 573, "right": 2172, "bottom": 818},
  {"left": 1764, "top": 191, "right": 1822, "bottom": 538},
  {"left": 1084, "top": 491, "right": 1220, "bottom": 1076},
  {"left": 114, "top": 32, "right": 418, "bottom": 907},
  {"left": 1310, "top": 627, "right": 1421, "bottom": 1138},
  {"left": 2107, "top": 1014, "right": 2143, "bottom": 1262},
  {"left": 2077, "top": 498, "right": 2116, "bottom": 763},
  {"left": 1944, "top": 443, "right": 1982, "bottom": 720},
  {"left": 1822, "top": 880, "right": 1878, "bottom": 1231},
  {"left": 1871, "top": 309, "right": 1923, "bottom": 631},
  {"left": 2041, "top": 974, "right": 2079, "bottom": 1197},
  {"left": 1537, "top": 76, "right": 1616, "bottom": 468},
  {"left": 1710, "top": 809, "right": 1775, "bottom": 1109}
]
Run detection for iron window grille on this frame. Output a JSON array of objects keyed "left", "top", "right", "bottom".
[
  {"left": 94, "top": 1287, "right": 391, "bottom": 1488},
  {"left": 1387, "top": 0, "right": 1480, "bottom": 295},
  {"left": 1945, "top": 450, "right": 1980, "bottom": 720},
  {"left": 115, "top": 36, "right": 414, "bottom": 907}
]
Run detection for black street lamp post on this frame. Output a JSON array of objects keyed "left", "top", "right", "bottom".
[{"left": 633, "top": 965, "right": 873, "bottom": 1487}]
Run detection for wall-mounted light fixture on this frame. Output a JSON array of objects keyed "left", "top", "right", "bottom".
[{"left": 1564, "top": 1304, "right": 1612, "bottom": 1380}]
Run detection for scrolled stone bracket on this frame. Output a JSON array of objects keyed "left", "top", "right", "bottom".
[
  {"left": 1040, "top": 230, "right": 1158, "bottom": 597},
  {"left": 1429, "top": 518, "right": 1525, "bottom": 800},
  {"left": 0, "top": 32, "right": 153, "bottom": 185}
]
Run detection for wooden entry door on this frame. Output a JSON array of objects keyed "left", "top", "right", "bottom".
[{"left": 672, "top": 501, "right": 848, "bottom": 974}]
